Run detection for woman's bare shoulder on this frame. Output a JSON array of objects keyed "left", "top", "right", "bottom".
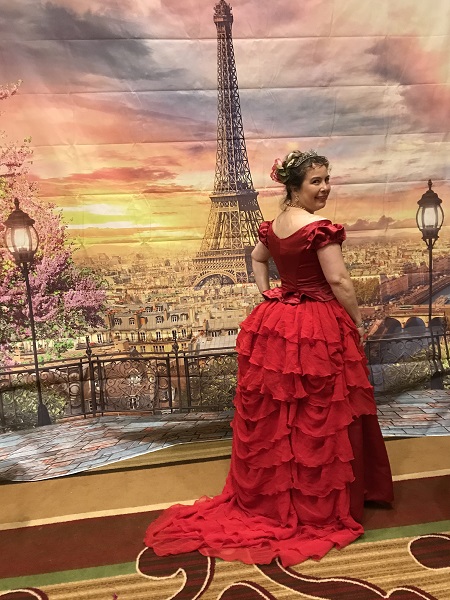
[{"left": 273, "top": 212, "right": 330, "bottom": 236}]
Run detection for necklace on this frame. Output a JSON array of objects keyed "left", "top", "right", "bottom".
[{"left": 285, "top": 201, "right": 313, "bottom": 213}]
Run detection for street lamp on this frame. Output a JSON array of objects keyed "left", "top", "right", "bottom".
[
  {"left": 416, "top": 179, "right": 445, "bottom": 326},
  {"left": 3, "top": 198, "right": 51, "bottom": 426},
  {"left": 416, "top": 180, "right": 445, "bottom": 388}
]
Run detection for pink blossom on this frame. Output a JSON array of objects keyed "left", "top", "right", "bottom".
[{"left": 0, "top": 82, "right": 105, "bottom": 365}]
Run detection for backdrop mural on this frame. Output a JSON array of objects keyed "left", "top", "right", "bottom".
[{"left": 1, "top": 0, "right": 450, "bottom": 429}]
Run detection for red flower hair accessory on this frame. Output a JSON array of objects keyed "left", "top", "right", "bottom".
[
  {"left": 270, "top": 158, "right": 287, "bottom": 183},
  {"left": 270, "top": 150, "right": 319, "bottom": 184}
]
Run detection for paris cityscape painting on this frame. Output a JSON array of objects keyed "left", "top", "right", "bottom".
[{"left": 1, "top": 0, "right": 450, "bottom": 431}]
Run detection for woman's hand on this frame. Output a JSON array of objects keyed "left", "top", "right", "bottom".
[{"left": 356, "top": 323, "right": 365, "bottom": 344}]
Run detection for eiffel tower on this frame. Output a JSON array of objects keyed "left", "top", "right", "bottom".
[{"left": 192, "top": 0, "right": 266, "bottom": 288}]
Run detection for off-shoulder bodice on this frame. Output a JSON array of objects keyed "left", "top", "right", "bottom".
[{"left": 258, "top": 219, "right": 346, "bottom": 303}]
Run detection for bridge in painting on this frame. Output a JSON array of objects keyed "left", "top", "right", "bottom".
[{"left": 367, "top": 305, "right": 449, "bottom": 338}]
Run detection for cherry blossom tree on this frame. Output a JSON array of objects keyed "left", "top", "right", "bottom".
[{"left": 0, "top": 82, "right": 106, "bottom": 365}]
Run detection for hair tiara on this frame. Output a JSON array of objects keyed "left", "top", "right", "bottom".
[{"left": 270, "top": 149, "right": 319, "bottom": 184}]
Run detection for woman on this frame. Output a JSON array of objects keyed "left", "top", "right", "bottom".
[{"left": 144, "top": 149, "right": 393, "bottom": 567}]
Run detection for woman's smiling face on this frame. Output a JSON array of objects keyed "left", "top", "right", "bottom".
[{"left": 293, "top": 164, "right": 331, "bottom": 213}]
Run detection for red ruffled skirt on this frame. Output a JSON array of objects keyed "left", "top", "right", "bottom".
[{"left": 144, "top": 298, "right": 393, "bottom": 566}]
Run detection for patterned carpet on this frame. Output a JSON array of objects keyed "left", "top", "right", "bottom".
[{"left": 1, "top": 475, "right": 450, "bottom": 599}]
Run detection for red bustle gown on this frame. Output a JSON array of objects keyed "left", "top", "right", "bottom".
[{"left": 144, "top": 220, "right": 393, "bottom": 567}]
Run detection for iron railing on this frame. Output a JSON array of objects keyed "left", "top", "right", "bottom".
[
  {"left": 365, "top": 329, "right": 449, "bottom": 393},
  {"left": 0, "top": 348, "right": 238, "bottom": 430},
  {"left": 1, "top": 329, "right": 449, "bottom": 430}
]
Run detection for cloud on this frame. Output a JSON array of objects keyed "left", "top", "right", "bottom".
[
  {"left": 35, "top": 164, "right": 180, "bottom": 196},
  {"left": 0, "top": 1, "right": 142, "bottom": 41},
  {"left": 68, "top": 203, "right": 126, "bottom": 215},
  {"left": 141, "top": 184, "right": 196, "bottom": 194},
  {"left": 69, "top": 165, "right": 176, "bottom": 183},
  {"left": 344, "top": 215, "right": 395, "bottom": 231},
  {"left": 1, "top": 88, "right": 217, "bottom": 147},
  {"left": 6, "top": 1, "right": 446, "bottom": 150},
  {"left": 0, "top": 2, "right": 185, "bottom": 93},
  {"left": 343, "top": 215, "right": 423, "bottom": 232},
  {"left": 32, "top": 150, "right": 212, "bottom": 198},
  {"left": 69, "top": 220, "right": 144, "bottom": 229},
  {"left": 400, "top": 85, "right": 450, "bottom": 132},
  {"left": 367, "top": 37, "right": 450, "bottom": 132},
  {"left": 369, "top": 38, "right": 439, "bottom": 85},
  {"left": 67, "top": 91, "right": 217, "bottom": 145}
]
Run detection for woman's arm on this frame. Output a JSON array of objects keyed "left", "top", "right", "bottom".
[
  {"left": 317, "top": 243, "right": 364, "bottom": 339},
  {"left": 251, "top": 241, "right": 271, "bottom": 295}
]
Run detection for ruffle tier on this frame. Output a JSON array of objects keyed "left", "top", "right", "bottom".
[{"left": 144, "top": 298, "right": 393, "bottom": 567}]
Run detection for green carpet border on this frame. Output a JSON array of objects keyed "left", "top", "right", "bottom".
[
  {"left": 356, "top": 519, "right": 450, "bottom": 543},
  {"left": 1, "top": 520, "right": 450, "bottom": 592}
]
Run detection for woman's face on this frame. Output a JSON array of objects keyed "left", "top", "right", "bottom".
[{"left": 293, "top": 164, "right": 330, "bottom": 213}]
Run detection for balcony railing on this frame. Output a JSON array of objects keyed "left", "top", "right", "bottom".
[
  {"left": 0, "top": 348, "right": 237, "bottom": 431},
  {"left": 365, "top": 328, "right": 449, "bottom": 393},
  {"left": 1, "top": 329, "right": 449, "bottom": 430}
]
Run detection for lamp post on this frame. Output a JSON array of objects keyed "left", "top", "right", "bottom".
[
  {"left": 416, "top": 180, "right": 445, "bottom": 325},
  {"left": 172, "top": 330, "right": 183, "bottom": 409},
  {"left": 416, "top": 180, "right": 445, "bottom": 387},
  {"left": 3, "top": 199, "right": 51, "bottom": 426}
]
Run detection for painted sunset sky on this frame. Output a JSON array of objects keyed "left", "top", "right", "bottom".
[{"left": 1, "top": 0, "right": 450, "bottom": 256}]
